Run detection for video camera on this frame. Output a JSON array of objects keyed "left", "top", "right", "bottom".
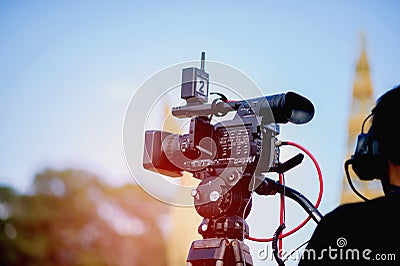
[
  {"left": 143, "top": 52, "right": 314, "bottom": 184},
  {"left": 141, "top": 53, "right": 319, "bottom": 265}
]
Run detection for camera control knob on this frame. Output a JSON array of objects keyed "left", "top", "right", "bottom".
[
  {"left": 209, "top": 191, "right": 220, "bottom": 202},
  {"left": 191, "top": 189, "right": 200, "bottom": 201}
]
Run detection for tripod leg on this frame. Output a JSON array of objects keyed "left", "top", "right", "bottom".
[
  {"left": 231, "top": 240, "right": 253, "bottom": 266},
  {"left": 186, "top": 238, "right": 227, "bottom": 266},
  {"left": 186, "top": 239, "right": 253, "bottom": 266}
]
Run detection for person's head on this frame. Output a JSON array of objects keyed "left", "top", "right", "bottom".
[{"left": 371, "top": 84, "right": 400, "bottom": 185}]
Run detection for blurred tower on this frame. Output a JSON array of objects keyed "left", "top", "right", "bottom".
[
  {"left": 340, "top": 33, "right": 384, "bottom": 204},
  {"left": 162, "top": 104, "right": 202, "bottom": 266}
]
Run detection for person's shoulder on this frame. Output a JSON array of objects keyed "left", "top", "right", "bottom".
[
  {"left": 324, "top": 200, "right": 368, "bottom": 219},
  {"left": 322, "top": 194, "right": 399, "bottom": 223}
]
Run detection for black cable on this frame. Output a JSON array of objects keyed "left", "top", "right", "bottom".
[
  {"left": 361, "top": 113, "right": 374, "bottom": 133},
  {"left": 272, "top": 223, "right": 286, "bottom": 266},
  {"left": 210, "top": 92, "right": 227, "bottom": 102},
  {"left": 344, "top": 159, "right": 370, "bottom": 202},
  {"left": 283, "top": 239, "right": 310, "bottom": 263}
]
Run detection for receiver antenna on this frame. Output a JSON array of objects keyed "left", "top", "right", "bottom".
[{"left": 201, "top": 52, "right": 205, "bottom": 71}]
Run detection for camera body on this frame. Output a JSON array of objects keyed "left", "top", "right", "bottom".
[
  {"left": 143, "top": 54, "right": 314, "bottom": 194},
  {"left": 143, "top": 100, "right": 275, "bottom": 180}
]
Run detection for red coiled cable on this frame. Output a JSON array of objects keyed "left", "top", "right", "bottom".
[{"left": 246, "top": 141, "right": 323, "bottom": 242}]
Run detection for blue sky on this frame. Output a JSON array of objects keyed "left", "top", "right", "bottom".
[{"left": 1, "top": 1, "right": 399, "bottom": 264}]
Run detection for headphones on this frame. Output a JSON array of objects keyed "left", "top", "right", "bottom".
[
  {"left": 349, "top": 111, "right": 386, "bottom": 181},
  {"left": 347, "top": 86, "right": 400, "bottom": 199}
]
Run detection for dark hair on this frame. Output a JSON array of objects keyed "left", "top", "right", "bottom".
[{"left": 372, "top": 84, "right": 400, "bottom": 165}]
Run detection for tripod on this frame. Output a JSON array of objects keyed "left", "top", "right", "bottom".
[{"left": 186, "top": 216, "right": 253, "bottom": 266}]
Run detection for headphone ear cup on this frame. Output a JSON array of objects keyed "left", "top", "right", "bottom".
[{"left": 351, "top": 130, "right": 384, "bottom": 180}]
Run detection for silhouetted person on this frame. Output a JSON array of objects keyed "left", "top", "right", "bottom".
[{"left": 299, "top": 85, "right": 400, "bottom": 265}]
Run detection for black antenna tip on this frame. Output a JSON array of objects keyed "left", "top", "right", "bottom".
[{"left": 201, "top": 52, "right": 205, "bottom": 71}]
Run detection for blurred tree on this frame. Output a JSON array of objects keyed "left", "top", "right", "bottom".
[
  {"left": 0, "top": 186, "right": 19, "bottom": 264},
  {"left": 0, "top": 168, "right": 168, "bottom": 266}
]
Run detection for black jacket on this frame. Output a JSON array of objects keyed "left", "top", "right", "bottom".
[{"left": 298, "top": 193, "right": 400, "bottom": 265}]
